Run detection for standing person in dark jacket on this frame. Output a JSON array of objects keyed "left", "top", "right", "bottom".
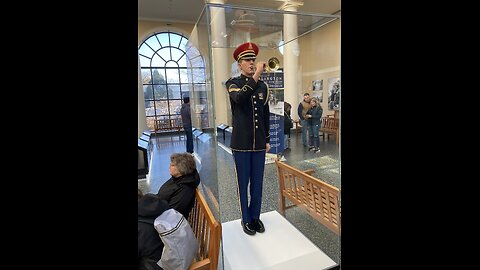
[
  {"left": 157, "top": 152, "right": 200, "bottom": 218},
  {"left": 180, "top": 96, "right": 194, "bottom": 154},
  {"left": 138, "top": 192, "right": 169, "bottom": 270},
  {"left": 298, "top": 93, "right": 311, "bottom": 147},
  {"left": 283, "top": 102, "right": 293, "bottom": 149},
  {"left": 305, "top": 98, "right": 323, "bottom": 153},
  {"left": 225, "top": 42, "right": 270, "bottom": 236}
]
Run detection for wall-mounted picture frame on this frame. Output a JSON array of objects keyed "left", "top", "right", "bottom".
[
  {"left": 328, "top": 77, "right": 340, "bottom": 110},
  {"left": 312, "top": 80, "right": 323, "bottom": 91}
]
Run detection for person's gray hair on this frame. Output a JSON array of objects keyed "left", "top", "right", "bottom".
[{"left": 170, "top": 153, "right": 196, "bottom": 176}]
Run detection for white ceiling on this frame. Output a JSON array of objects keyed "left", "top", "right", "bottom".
[{"left": 138, "top": 0, "right": 341, "bottom": 23}]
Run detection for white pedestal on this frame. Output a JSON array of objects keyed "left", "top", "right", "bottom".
[{"left": 222, "top": 210, "right": 337, "bottom": 270}]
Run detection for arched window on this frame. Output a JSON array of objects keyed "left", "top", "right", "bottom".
[{"left": 139, "top": 31, "right": 207, "bottom": 132}]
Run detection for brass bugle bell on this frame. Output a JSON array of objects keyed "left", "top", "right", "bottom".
[{"left": 265, "top": 57, "right": 280, "bottom": 72}]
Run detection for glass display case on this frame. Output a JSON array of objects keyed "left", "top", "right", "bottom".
[{"left": 185, "top": 3, "right": 341, "bottom": 269}]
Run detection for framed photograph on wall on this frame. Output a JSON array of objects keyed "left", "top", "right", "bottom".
[
  {"left": 312, "top": 80, "right": 323, "bottom": 91},
  {"left": 328, "top": 77, "right": 340, "bottom": 110}
]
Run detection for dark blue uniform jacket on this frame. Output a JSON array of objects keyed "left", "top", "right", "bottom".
[{"left": 225, "top": 74, "right": 270, "bottom": 151}]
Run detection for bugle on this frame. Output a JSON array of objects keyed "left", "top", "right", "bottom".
[{"left": 265, "top": 57, "right": 280, "bottom": 72}]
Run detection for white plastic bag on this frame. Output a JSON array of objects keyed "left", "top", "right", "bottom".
[{"left": 154, "top": 209, "right": 198, "bottom": 270}]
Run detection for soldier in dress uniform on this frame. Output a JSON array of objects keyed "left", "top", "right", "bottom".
[{"left": 225, "top": 42, "right": 270, "bottom": 235}]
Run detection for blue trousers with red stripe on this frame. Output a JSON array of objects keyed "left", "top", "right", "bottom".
[{"left": 232, "top": 150, "right": 266, "bottom": 223}]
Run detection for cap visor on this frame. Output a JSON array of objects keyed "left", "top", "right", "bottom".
[{"left": 239, "top": 56, "right": 256, "bottom": 60}]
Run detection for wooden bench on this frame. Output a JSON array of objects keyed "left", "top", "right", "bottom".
[
  {"left": 275, "top": 160, "right": 341, "bottom": 235},
  {"left": 187, "top": 188, "right": 222, "bottom": 270},
  {"left": 154, "top": 117, "right": 183, "bottom": 134},
  {"left": 319, "top": 115, "right": 339, "bottom": 145}
]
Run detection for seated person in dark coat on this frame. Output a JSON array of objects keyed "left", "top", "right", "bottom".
[
  {"left": 138, "top": 192, "right": 169, "bottom": 270},
  {"left": 156, "top": 152, "right": 201, "bottom": 218},
  {"left": 138, "top": 153, "right": 201, "bottom": 269}
]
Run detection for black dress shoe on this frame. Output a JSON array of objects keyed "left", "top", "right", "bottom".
[
  {"left": 252, "top": 219, "right": 265, "bottom": 233},
  {"left": 242, "top": 221, "right": 256, "bottom": 235}
]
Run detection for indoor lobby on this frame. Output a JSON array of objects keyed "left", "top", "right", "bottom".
[{"left": 138, "top": 1, "right": 341, "bottom": 269}]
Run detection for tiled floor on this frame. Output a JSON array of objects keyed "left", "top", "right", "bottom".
[{"left": 138, "top": 130, "right": 341, "bottom": 268}]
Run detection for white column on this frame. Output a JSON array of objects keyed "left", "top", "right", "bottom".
[
  {"left": 138, "top": 55, "right": 147, "bottom": 137},
  {"left": 208, "top": 0, "right": 230, "bottom": 126},
  {"left": 280, "top": 1, "right": 303, "bottom": 120}
]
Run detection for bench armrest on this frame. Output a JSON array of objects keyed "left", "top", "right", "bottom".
[
  {"left": 188, "top": 259, "right": 211, "bottom": 270},
  {"left": 302, "top": 169, "right": 315, "bottom": 175}
]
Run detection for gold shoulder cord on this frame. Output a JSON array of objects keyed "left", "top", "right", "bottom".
[{"left": 263, "top": 82, "right": 270, "bottom": 106}]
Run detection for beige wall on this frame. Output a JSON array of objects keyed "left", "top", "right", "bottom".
[
  {"left": 299, "top": 20, "right": 340, "bottom": 116},
  {"left": 138, "top": 20, "right": 195, "bottom": 46}
]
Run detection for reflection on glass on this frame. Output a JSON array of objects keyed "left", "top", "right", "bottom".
[
  {"left": 183, "top": 3, "right": 341, "bottom": 269},
  {"left": 193, "top": 84, "right": 206, "bottom": 93},
  {"left": 199, "top": 113, "right": 209, "bottom": 127},
  {"left": 186, "top": 46, "right": 200, "bottom": 60},
  {"left": 197, "top": 98, "right": 208, "bottom": 106},
  {"left": 194, "top": 88, "right": 207, "bottom": 99},
  {"left": 208, "top": 6, "right": 339, "bottom": 48},
  {"left": 192, "top": 69, "right": 206, "bottom": 83},
  {"left": 189, "top": 56, "right": 204, "bottom": 68}
]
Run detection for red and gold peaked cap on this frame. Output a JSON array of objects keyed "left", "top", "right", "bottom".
[{"left": 233, "top": 42, "right": 259, "bottom": 62}]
